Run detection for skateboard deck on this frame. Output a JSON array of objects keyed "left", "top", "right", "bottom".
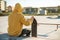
[{"left": 31, "top": 18, "right": 37, "bottom": 37}]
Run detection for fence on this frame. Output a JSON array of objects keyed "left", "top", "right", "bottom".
[
  {"left": 32, "top": 23, "right": 60, "bottom": 37},
  {"left": 38, "top": 23, "right": 60, "bottom": 31}
]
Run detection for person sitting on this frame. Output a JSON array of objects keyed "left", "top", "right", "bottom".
[{"left": 8, "top": 3, "right": 34, "bottom": 37}]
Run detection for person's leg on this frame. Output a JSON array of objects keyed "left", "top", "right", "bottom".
[
  {"left": 18, "top": 29, "right": 26, "bottom": 37},
  {"left": 18, "top": 29, "right": 31, "bottom": 37},
  {"left": 26, "top": 30, "right": 31, "bottom": 37}
]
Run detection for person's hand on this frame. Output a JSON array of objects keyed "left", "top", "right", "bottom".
[
  {"left": 31, "top": 16, "right": 34, "bottom": 19},
  {"left": 31, "top": 16, "right": 34, "bottom": 21},
  {"left": 27, "top": 16, "right": 34, "bottom": 24},
  {"left": 30, "top": 16, "right": 34, "bottom": 24}
]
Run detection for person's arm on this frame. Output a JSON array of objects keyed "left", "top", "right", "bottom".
[{"left": 20, "top": 15, "right": 33, "bottom": 26}]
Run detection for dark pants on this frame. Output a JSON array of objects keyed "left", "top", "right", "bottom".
[{"left": 18, "top": 29, "right": 31, "bottom": 37}]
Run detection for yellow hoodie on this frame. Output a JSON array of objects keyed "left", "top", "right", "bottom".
[{"left": 8, "top": 3, "right": 31, "bottom": 36}]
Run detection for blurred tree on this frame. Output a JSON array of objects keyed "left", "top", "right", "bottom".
[{"left": 58, "top": 6, "right": 60, "bottom": 13}]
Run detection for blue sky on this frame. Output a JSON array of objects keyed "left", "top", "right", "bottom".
[{"left": 5, "top": 0, "right": 60, "bottom": 7}]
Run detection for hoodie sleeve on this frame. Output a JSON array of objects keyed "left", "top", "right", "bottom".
[{"left": 20, "top": 14, "right": 30, "bottom": 26}]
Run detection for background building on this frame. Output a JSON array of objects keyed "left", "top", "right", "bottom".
[
  {"left": 23, "top": 7, "right": 38, "bottom": 14},
  {"left": 39, "top": 9, "right": 47, "bottom": 15},
  {"left": 40, "top": 6, "right": 59, "bottom": 15},
  {"left": 0, "top": 0, "right": 6, "bottom": 12}
]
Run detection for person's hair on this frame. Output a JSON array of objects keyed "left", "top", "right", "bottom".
[{"left": 12, "top": 3, "right": 23, "bottom": 14}]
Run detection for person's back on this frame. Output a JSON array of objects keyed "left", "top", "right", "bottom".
[{"left": 8, "top": 13, "right": 23, "bottom": 36}]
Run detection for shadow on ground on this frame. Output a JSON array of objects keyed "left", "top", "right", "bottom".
[
  {"left": 38, "top": 30, "right": 57, "bottom": 37},
  {"left": 0, "top": 33, "right": 27, "bottom": 40}
]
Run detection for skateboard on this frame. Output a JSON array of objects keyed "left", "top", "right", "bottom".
[{"left": 31, "top": 18, "right": 37, "bottom": 37}]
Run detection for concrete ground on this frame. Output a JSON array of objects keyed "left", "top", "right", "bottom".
[{"left": 0, "top": 16, "right": 60, "bottom": 40}]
